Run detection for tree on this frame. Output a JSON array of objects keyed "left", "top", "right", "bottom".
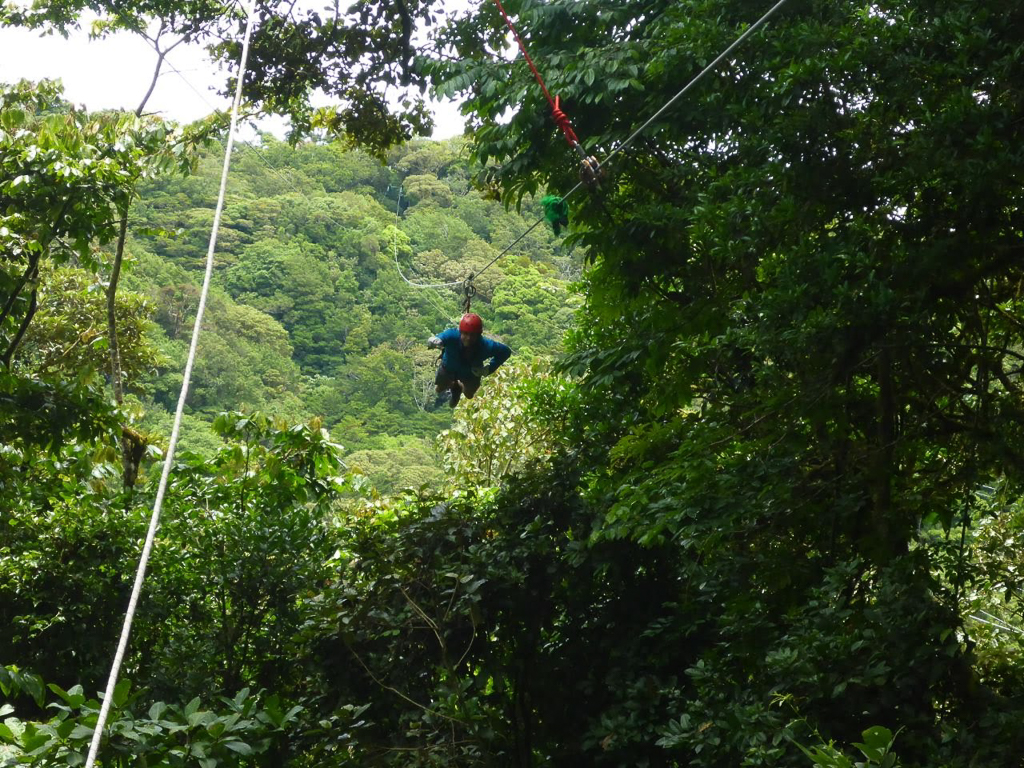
[
  {"left": 19, "top": 265, "right": 163, "bottom": 391},
  {"left": 135, "top": 412, "right": 346, "bottom": 697},
  {"left": 345, "top": 435, "right": 443, "bottom": 494},
  {"left": 0, "top": 81, "right": 170, "bottom": 369},
  {"left": 0, "top": 79, "right": 204, "bottom": 487},
  {"left": 2, "top": 0, "right": 443, "bottom": 152},
  {"left": 437, "top": 359, "right": 569, "bottom": 488},
  {"left": 488, "top": 263, "right": 575, "bottom": 354},
  {"left": 403, "top": 174, "right": 455, "bottom": 207},
  {"left": 428, "top": 0, "right": 1024, "bottom": 764},
  {"left": 224, "top": 239, "right": 347, "bottom": 372},
  {"left": 0, "top": 667, "right": 302, "bottom": 768}
]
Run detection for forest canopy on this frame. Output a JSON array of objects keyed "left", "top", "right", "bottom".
[{"left": 3, "top": 0, "right": 1024, "bottom": 767}]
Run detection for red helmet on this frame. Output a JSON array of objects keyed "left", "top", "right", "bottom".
[{"left": 459, "top": 313, "right": 483, "bottom": 334}]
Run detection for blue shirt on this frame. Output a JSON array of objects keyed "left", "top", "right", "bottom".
[{"left": 436, "top": 328, "right": 512, "bottom": 378}]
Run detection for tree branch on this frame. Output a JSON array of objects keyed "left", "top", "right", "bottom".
[
  {"left": 346, "top": 642, "right": 467, "bottom": 724},
  {"left": 1, "top": 270, "right": 39, "bottom": 368}
]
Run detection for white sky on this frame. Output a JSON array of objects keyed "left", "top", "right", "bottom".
[{"left": 0, "top": 5, "right": 470, "bottom": 139}]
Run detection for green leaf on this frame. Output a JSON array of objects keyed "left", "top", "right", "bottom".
[
  {"left": 69, "top": 726, "right": 94, "bottom": 741},
  {"left": 21, "top": 675, "right": 45, "bottom": 708},
  {"left": 47, "top": 684, "right": 70, "bottom": 704},
  {"left": 205, "top": 720, "right": 225, "bottom": 739},
  {"left": 188, "top": 710, "right": 212, "bottom": 728},
  {"left": 860, "top": 726, "right": 894, "bottom": 748},
  {"left": 223, "top": 739, "right": 254, "bottom": 756},
  {"left": 112, "top": 679, "right": 131, "bottom": 708}
]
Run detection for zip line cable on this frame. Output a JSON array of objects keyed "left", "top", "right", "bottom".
[
  {"left": 600, "top": 0, "right": 790, "bottom": 170},
  {"left": 969, "top": 611, "right": 1024, "bottom": 636},
  {"left": 423, "top": 287, "right": 460, "bottom": 323},
  {"left": 163, "top": 0, "right": 792, "bottom": 298},
  {"left": 83, "top": 4, "right": 257, "bottom": 766},
  {"left": 473, "top": 215, "right": 549, "bottom": 281},
  {"left": 390, "top": 187, "right": 461, "bottom": 320},
  {"left": 471, "top": 0, "right": 791, "bottom": 283},
  {"left": 388, "top": 187, "right": 459, "bottom": 410}
]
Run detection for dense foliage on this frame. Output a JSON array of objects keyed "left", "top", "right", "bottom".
[
  {"left": 427, "top": 0, "right": 1024, "bottom": 764},
  {"left": 4, "top": 0, "right": 1024, "bottom": 766}
]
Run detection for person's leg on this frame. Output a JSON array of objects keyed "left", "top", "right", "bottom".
[
  {"left": 434, "top": 364, "right": 461, "bottom": 407},
  {"left": 435, "top": 364, "right": 455, "bottom": 393},
  {"left": 461, "top": 375, "right": 482, "bottom": 399}
]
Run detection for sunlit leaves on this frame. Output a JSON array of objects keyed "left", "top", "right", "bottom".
[
  {"left": 437, "top": 359, "right": 571, "bottom": 488},
  {"left": 0, "top": 671, "right": 296, "bottom": 768}
]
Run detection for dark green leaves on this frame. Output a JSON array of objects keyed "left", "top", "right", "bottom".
[{"left": 0, "top": 669, "right": 296, "bottom": 767}]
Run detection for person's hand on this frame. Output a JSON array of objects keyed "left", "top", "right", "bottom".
[{"left": 427, "top": 336, "right": 443, "bottom": 349}]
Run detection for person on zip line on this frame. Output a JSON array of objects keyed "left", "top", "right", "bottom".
[{"left": 428, "top": 313, "right": 512, "bottom": 408}]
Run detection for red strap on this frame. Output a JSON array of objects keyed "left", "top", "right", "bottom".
[{"left": 491, "top": 0, "right": 580, "bottom": 148}]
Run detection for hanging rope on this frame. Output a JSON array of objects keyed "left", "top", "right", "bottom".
[
  {"left": 462, "top": 277, "right": 476, "bottom": 314},
  {"left": 491, "top": 0, "right": 603, "bottom": 188},
  {"left": 969, "top": 610, "right": 1024, "bottom": 636},
  {"left": 491, "top": 0, "right": 578, "bottom": 149},
  {"left": 83, "top": 4, "right": 257, "bottom": 767},
  {"left": 472, "top": 0, "right": 792, "bottom": 283},
  {"left": 391, "top": 185, "right": 464, "bottom": 290}
]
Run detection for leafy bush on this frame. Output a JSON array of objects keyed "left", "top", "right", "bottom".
[{"left": 1, "top": 666, "right": 299, "bottom": 768}]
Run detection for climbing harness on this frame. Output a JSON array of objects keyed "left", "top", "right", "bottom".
[{"left": 83, "top": 4, "right": 258, "bottom": 767}]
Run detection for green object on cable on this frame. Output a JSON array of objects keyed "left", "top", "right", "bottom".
[{"left": 541, "top": 195, "right": 570, "bottom": 235}]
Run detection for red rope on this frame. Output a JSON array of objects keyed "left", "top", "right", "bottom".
[
  {"left": 551, "top": 95, "right": 579, "bottom": 147},
  {"left": 491, "top": 0, "right": 580, "bottom": 148}
]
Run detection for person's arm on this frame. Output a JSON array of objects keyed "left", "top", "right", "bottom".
[
  {"left": 484, "top": 339, "right": 512, "bottom": 374},
  {"left": 428, "top": 328, "right": 456, "bottom": 349}
]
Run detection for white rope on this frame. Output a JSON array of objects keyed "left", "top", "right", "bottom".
[
  {"left": 83, "top": 4, "right": 257, "bottom": 766},
  {"left": 391, "top": 186, "right": 464, "bottom": 289},
  {"left": 474, "top": 0, "right": 791, "bottom": 281}
]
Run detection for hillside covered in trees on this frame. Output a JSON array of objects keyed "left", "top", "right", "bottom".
[
  {"left": 123, "top": 135, "right": 578, "bottom": 488},
  {"left": 4, "top": 0, "right": 1024, "bottom": 767}
]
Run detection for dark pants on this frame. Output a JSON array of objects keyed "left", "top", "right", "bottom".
[{"left": 435, "top": 364, "right": 481, "bottom": 398}]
